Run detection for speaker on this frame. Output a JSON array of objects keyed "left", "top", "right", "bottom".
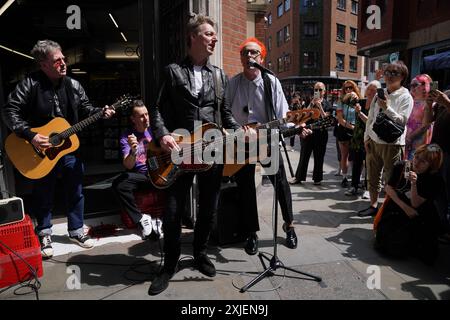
[
  {"left": 0, "top": 197, "right": 25, "bottom": 227},
  {"left": 211, "top": 182, "right": 246, "bottom": 245}
]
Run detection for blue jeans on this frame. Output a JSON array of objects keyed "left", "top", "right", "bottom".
[{"left": 32, "top": 155, "right": 85, "bottom": 237}]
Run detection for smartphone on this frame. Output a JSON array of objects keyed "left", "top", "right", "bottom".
[
  {"left": 430, "top": 81, "right": 439, "bottom": 91},
  {"left": 404, "top": 160, "right": 411, "bottom": 179},
  {"left": 359, "top": 98, "right": 367, "bottom": 108},
  {"left": 377, "top": 88, "right": 386, "bottom": 100},
  {"left": 313, "top": 91, "right": 321, "bottom": 100}
]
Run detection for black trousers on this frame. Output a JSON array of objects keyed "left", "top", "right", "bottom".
[
  {"left": 162, "top": 164, "right": 223, "bottom": 272},
  {"left": 350, "top": 148, "right": 365, "bottom": 189},
  {"left": 235, "top": 152, "right": 294, "bottom": 235},
  {"left": 112, "top": 172, "right": 152, "bottom": 224},
  {"left": 295, "top": 130, "right": 328, "bottom": 182}
]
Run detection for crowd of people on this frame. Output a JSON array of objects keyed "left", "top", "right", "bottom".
[{"left": 2, "top": 13, "right": 450, "bottom": 296}]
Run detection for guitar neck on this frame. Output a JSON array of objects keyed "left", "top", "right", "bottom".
[{"left": 59, "top": 111, "right": 104, "bottom": 140}]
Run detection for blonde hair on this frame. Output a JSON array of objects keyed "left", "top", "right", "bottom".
[{"left": 414, "top": 143, "right": 443, "bottom": 173}]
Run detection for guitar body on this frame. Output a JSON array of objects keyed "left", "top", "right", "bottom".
[
  {"left": 5, "top": 117, "right": 79, "bottom": 180},
  {"left": 147, "top": 123, "right": 217, "bottom": 189}
]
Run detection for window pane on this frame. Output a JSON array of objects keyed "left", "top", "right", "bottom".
[
  {"left": 284, "top": 25, "right": 291, "bottom": 42},
  {"left": 351, "top": 0, "right": 358, "bottom": 14},
  {"left": 278, "top": 4, "right": 283, "bottom": 17},
  {"left": 336, "top": 54, "right": 345, "bottom": 71},
  {"left": 337, "top": 24, "right": 346, "bottom": 41},
  {"left": 285, "top": 0, "right": 291, "bottom": 11},
  {"left": 338, "top": 0, "right": 346, "bottom": 10},
  {"left": 304, "top": 22, "right": 319, "bottom": 38},
  {"left": 350, "top": 56, "right": 358, "bottom": 72},
  {"left": 350, "top": 27, "right": 357, "bottom": 44},
  {"left": 303, "top": 52, "right": 318, "bottom": 69}
]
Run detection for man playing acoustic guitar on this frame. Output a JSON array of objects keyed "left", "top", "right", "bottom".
[
  {"left": 148, "top": 14, "right": 241, "bottom": 295},
  {"left": 2, "top": 40, "right": 115, "bottom": 258}
]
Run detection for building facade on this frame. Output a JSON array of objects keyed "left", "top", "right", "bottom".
[
  {"left": 358, "top": 0, "right": 450, "bottom": 89},
  {"left": 265, "top": 0, "right": 363, "bottom": 100}
]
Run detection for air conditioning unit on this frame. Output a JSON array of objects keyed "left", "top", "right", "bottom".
[{"left": 0, "top": 197, "right": 25, "bottom": 227}]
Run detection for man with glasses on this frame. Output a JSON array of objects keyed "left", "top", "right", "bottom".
[
  {"left": 225, "top": 37, "right": 300, "bottom": 256},
  {"left": 2, "top": 40, "right": 115, "bottom": 258},
  {"left": 291, "top": 82, "right": 332, "bottom": 185}
]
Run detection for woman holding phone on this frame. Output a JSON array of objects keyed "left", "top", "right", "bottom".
[
  {"left": 359, "top": 61, "right": 414, "bottom": 217},
  {"left": 336, "top": 80, "right": 361, "bottom": 188}
]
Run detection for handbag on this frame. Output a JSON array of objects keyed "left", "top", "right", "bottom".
[{"left": 372, "top": 110, "right": 404, "bottom": 143}]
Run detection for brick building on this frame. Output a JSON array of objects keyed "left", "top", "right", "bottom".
[
  {"left": 265, "top": 0, "right": 363, "bottom": 99},
  {"left": 358, "top": 0, "right": 450, "bottom": 89}
]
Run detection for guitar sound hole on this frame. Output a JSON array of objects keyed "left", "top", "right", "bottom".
[{"left": 49, "top": 133, "right": 62, "bottom": 146}]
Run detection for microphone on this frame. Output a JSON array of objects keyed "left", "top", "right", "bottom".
[{"left": 248, "top": 59, "right": 274, "bottom": 76}]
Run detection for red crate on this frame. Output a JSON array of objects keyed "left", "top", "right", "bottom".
[
  {"left": 0, "top": 245, "right": 43, "bottom": 289},
  {"left": 0, "top": 215, "right": 43, "bottom": 289},
  {"left": 0, "top": 215, "right": 37, "bottom": 253}
]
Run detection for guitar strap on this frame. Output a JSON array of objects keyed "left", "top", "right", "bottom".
[
  {"left": 262, "top": 72, "right": 277, "bottom": 122},
  {"left": 212, "top": 68, "right": 223, "bottom": 128}
]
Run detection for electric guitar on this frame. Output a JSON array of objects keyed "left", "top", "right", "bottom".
[
  {"left": 147, "top": 109, "right": 320, "bottom": 189},
  {"left": 222, "top": 115, "right": 336, "bottom": 177},
  {"left": 5, "top": 95, "right": 134, "bottom": 180}
]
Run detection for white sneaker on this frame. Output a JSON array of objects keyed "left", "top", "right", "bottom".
[
  {"left": 69, "top": 234, "right": 95, "bottom": 248},
  {"left": 140, "top": 214, "right": 152, "bottom": 239},
  {"left": 362, "top": 190, "right": 370, "bottom": 199},
  {"left": 39, "top": 234, "right": 54, "bottom": 258}
]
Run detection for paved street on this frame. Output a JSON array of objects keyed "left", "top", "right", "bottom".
[{"left": 1, "top": 133, "right": 450, "bottom": 300}]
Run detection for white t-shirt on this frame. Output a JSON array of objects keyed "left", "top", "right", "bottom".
[{"left": 193, "top": 65, "right": 203, "bottom": 97}]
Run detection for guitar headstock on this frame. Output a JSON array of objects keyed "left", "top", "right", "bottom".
[
  {"left": 286, "top": 109, "right": 320, "bottom": 125},
  {"left": 111, "top": 94, "right": 140, "bottom": 111},
  {"left": 309, "top": 115, "right": 337, "bottom": 130}
]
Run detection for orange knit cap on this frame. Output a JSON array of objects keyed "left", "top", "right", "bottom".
[{"left": 239, "top": 37, "right": 267, "bottom": 60}]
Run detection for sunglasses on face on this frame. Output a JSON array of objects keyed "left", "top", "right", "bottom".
[
  {"left": 314, "top": 88, "right": 324, "bottom": 92},
  {"left": 241, "top": 49, "right": 261, "bottom": 58},
  {"left": 384, "top": 70, "right": 401, "bottom": 77}
]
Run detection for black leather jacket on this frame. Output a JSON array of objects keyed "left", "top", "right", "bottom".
[
  {"left": 150, "top": 57, "right": 240, "bottom": 141},
  {"left": 2, "top": 70, "right": 98, "bottom": 142}
]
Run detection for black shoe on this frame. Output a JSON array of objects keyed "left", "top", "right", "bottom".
[
  {"left": 148, "top": 270, "right": 174, "bottom": 296},
  {"left": 244, "top": 233, "right": 258, "bottom": 255},
  {"left": 283, "top": 224, "right": 298, "bottom": 249},
  {"left": 194, "top": 254, "right": 216, "bottom": 277},
  {"left": 341, "top": 177, "right": 349, "bottom": 188},
  {"left": 358, "top": 206, "right": 378, "bottom": 217},
  {"left": 289, "top": 178, "right": 302, "bottom": 185},
  {"left": 182, "top": 216, "right": 194, "bottom": 229}
]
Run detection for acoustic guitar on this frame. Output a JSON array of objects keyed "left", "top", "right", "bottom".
[
  {"left": 146, "top": 109, "right": 320, "bottom": 189},
  {"left": 5, "top": 95, "right": 134, "bottom": 180}
]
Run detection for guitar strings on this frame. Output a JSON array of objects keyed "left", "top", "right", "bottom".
[{"left": 150, "top": 111, "right": 318, "bottom": 163}]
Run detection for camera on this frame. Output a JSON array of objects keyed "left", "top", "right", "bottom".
[
  {"left": 377, "top": 88, "right": 386, "bottom": 100},
  {"left": 404, "top": 160, "right": 411, "bottom": 179}
]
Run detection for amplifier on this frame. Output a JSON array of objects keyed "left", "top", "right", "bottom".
[{"left": 0, "top": 197, "right": 25, "bottom": 227}]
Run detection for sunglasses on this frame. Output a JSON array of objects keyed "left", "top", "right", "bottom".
[
  {"left": 314, "top": 88, "right": 324, "bottom": 92},
  {"left": 384, "top": 70, "right": 401, "bottom": 77},
  {"left": 241, "top": 49, "right": 261, "bottom": 57}
]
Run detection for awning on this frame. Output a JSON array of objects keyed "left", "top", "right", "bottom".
[{"left": 424, "top": 51, "right": 450, "bottom": 70}]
